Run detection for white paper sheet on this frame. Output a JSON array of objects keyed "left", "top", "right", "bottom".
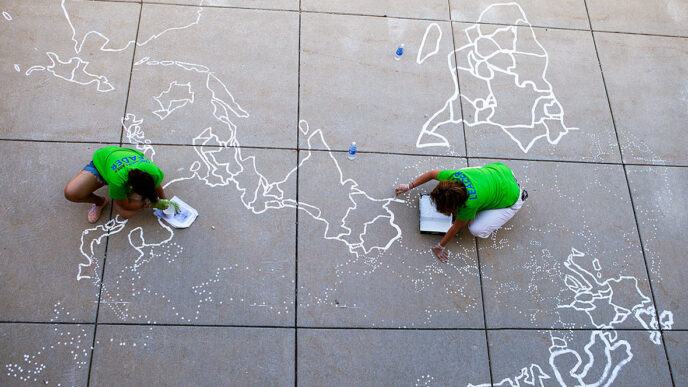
[
  {"left": 419, "top": 194, "right": 452, "bottom": 233},
  {"left": 154, "top": 196, "right": 198, "bottom": 228}
]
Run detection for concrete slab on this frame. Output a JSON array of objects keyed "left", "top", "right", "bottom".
[
  {"left": 0, "top": 323, "right": 93, "bottom": 386},
  {"left": 453, "top": 23, "right": 619, "bottom": 162},
  {"left": 0, "top": 141, "right": 110, "bottom": 322},
  {"left": 450, "top": 0, "right": 590, "bottom": 30},
  {"left": 0, "top": 0, "right": 138, "bottom": 142},
  {"left": 302, "top": 0, "right": 449, "bottom": 20},
  {"left": 296, "top": 144, "right": 483, "bottom": 328},
  {"left": 125, "top": 4, "right": 298, "bottom": 148},
  {"left": 665, "top": 331, "right": 688, "bottom": 386},
  {"left": 143, "top": 0, "right": 298, "bottom": 11},
  {"left": 595, "top": 33, "right": 688, "bottom": 166},
  {"left": 299, "top": 13, "right": 463, "bottom": 156},
  {"left": 97, "top": 145, "right": 296, "bottom": 326},
  {"left": 627, "top": 166, "right": 688, "bottom": 329},
  {"left": 90, "top": 325, "right": 294, "bottom": 385},
  {"left": 475, "top": 159, "right": 652, "bottom": 329},
  {"left": 587, "top": 0, "right": 688, "bottom": 36},
  {"left": 298, "top": 329, "right": 489, "bottom": 385},
  {"left": 485, "top": 329, "right": 672, "bottom": 387}
]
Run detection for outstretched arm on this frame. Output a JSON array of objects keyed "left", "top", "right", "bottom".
[
  {"left": 432, "top": 217, "right": 468, "bottom": 263},
  {"left": 440, "top": 218, "right": 468, "bottom": 247},
  {"left": 395, "top": 170, "right": 441, "bottom": 195},
  {"left": 155, "top": 184, "right": 166, "bottom": 200}
]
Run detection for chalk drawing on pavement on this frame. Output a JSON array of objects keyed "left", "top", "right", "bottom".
[{"left": 417, "top": 2, "right": 578, "bottom": 153}]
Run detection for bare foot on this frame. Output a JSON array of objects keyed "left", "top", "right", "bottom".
[{"left": 88, "top": 197, "right": 109, "bottom": 223}]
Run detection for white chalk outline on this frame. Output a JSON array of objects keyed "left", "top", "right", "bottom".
[
  {"left": 417, "top": 2, "right": 578, "bottom": 153},
  {"left": 43, "top": 52, "right": 114, "bottom": 92},
  {"left": 470, "top": 247, "right": 673, "bottom": 387},
  {"left": 22, "top": 1, "right": 204, "bottom": 93},
  {"left": 416, "top": 23, "right": 442, "bottom": 65},
  {"left": 25, "top": 65, "right": 45, "bottom": 75},
  {"left": 123, "top": 56, "right": 403, "bottom": 259},
  {"left": 152, "top": 81, "right": 195, "bottom": 120},
  {"left": 60, "top": 0, "right": 203, "bottom": 55}
]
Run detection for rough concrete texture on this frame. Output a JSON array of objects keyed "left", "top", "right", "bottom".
[
  {"left": 125, "top": 4, "right": 299, "bottom": 148},
  {"left": 455, "top": 23, "right": 620, "bottom": 162},
  {"left": 144, "top": 0, "right": 299, "bottom": 11},
  {"left": 298, "top": 329, "right": 489, "bottom": 385},
  {"left": 627, "top": 166, "right": 688, "bottom": 329},
  {"left": 477, "top": 159, "right": 653, "bottom": 329},
  {"left": 587, "top": 0, "right": 688, "bottom": 36},
  {"left": 302, "top": 0, "right": 449, "bottom": 19},
  {"left": 595, "top": 32, "right": 688, "bottom": 166},
  {"left": 0, "top": 142, "right": 107, "bottom": 322},
  {"left": 450, "top": 0, "right": 590, "bottom": 29},
  {"left": 0, "top": 324, "right": 93, "bottom": 386},
  {"left": 91, "top": 325, "right": 294, "bottom": 385},
  {"left": 297, "top": 151, "right": 483, "bottom": 328},
  {"left": 0, "top": 0, "right": 138, "bottom": 142},
  {"left": 487, "top": 330, "right": 672, "bottom": 387},
  {"left": 98, "top": 145, "right": 297, "bottom": 326},
  {"left": 299, "top": 13, "right": 462, "bottom": 155},
  {"left": 665, "top": 331, "right": 688, "bottom": 386},
  {"left": 0, "top": 0, "right": 683, "bottom": 385}
]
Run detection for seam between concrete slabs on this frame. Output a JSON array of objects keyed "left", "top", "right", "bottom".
[
  {"left": 88, "top": 0, "right": 688, "bottom": 39},
  {"left": 583, "top": 1, "right": 675, "bottom": 384},
  {"left": 449, "top": 1, "right": 493, "bottom": 384},
  {"left": 85, "top": 2, "right": 144, "bottom": 386},
  {"left": 4, "top": 321, "right": 680, "bottom": 333},
  {"left": 294, "top": 1, "right": 302, "bottom": 385},
  {"left": 0, "top": 140, "right": 655, "bottom": 166},
  {"left": 4, "top": 138, "right": 688, "bottom": 167}
]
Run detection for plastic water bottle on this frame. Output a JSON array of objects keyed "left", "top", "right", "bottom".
[
  {"left": 347, "top": 142, "right": 357, "bottom": 160},
  {"left": 394, "top": 44, "right": 404, "bottom": 61}
]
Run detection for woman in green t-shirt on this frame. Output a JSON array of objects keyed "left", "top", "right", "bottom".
[
  {"left": 64, "top": 147, "right": 167, "bottom": 223},
  {"left": 395, "top": 162, "right": 527, "bottom": 263}
]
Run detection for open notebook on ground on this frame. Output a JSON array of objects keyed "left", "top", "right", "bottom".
[{"left": 419, "top": 194, "right": 452, "bottom": 234}]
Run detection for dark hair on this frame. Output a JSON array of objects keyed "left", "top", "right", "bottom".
[
  {"left": 430, "top": 180, "right": 468, "bottom": 216},
  {"left": 128, "top": 169, "right": 159, "bottom": 203}
]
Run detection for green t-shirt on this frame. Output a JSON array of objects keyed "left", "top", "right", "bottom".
[
  {"left": 92, "top": 146, "right": 164, "bottom": 200},
  {"left": 437, "top": 163, "right": 519, "bottom": 221}
]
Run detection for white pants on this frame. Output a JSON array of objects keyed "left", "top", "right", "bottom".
[{"left": 468, "top": 188, "right": 525, "bottom": 239}]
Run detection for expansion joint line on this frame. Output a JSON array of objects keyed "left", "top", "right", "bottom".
[{"left": 583, "top": 0, "right": 675, "bottom": 384}]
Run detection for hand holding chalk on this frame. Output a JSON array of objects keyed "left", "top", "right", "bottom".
[{"left": 395, "top": 184, "right": 411, "bottom": 195}]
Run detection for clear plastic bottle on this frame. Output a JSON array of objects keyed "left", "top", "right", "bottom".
[
  {"left": 394, "top": 44, "right": 405, "bottom": 61},
  {"left": 347, "top": 142, "right": 357, "bottom": 160}
]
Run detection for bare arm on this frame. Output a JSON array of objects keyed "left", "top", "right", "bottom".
[
  {"left": 410, "top": 170, "right": 441, "bottom": 189},
  {"left": 432, "top": 217, "right": 469, "bottom": 263},
  {"left": 395, "top": 170, "right": 441, "bottom": 195},
  {"left": 114, "top": 197, "right": 145, "bottom": 211},
  {"left": 155, "top": 184, "right": 166, "bottom": 200},
  {"left": 439, "top": 218, "right": 468, "bottom": 247}
]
